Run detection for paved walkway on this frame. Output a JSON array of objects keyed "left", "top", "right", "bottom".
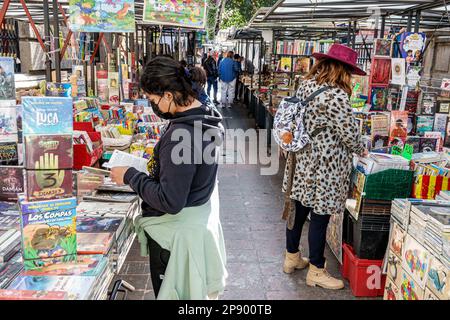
[{"left": 113, "top": 103, "right": 358, "bottom": 300}]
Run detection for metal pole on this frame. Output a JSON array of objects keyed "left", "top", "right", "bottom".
[
  {"left": 52, "top": 0, "right": 61, "bottom": 82},
  {"left": 407, "top": 11, "right": 413, "bottom": 32},
  {"left": 352, "top": 20, "right": 357, "bottom": 49},
  {"left": 347, "top": 20, "right": 352, "bottom": 46},
  {"left": 43, "top": 0, "right": 52, "bottom": 81},
  {"left": 91, "top": 34, "right": 96, "bottom": 95},
  {"left": 414, "top": 10, "right": 421, "bottom": 33},
  {"left": 380, "top": 15, "right": 386, "bottom": 38}
]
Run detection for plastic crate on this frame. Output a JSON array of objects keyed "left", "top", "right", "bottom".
[
  {"left": 343, "top": 210, "right": 354, "bottom": 246},
  {"left": 341, "top": 243, "right": 386, "bottom": 297},
  {"left": 355, "top": 169, "right": 414, "bottom": 201},
  {"left": 352, "top": 214, "right": 390, "bottom": 260}
]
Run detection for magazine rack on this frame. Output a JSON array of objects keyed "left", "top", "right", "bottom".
[{"left": 73, "top": 122, "right": 104, "bottom": 170}]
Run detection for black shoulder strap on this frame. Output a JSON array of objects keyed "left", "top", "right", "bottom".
[{"left": 302, "top": 86, "right": 331, "bottom": 105}]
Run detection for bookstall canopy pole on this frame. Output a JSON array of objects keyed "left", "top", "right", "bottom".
[
  {"left": 380, "top": 15, "right": 386, "bottom": 38},
  {"left": 43, "top": 0, "right": 52, "bottom": 82},
  {"left": 414, "top": 10, "right": 422, "bottom": 33},
  {"left": 91, "top": 33, "right": 96, "bottom": 95},
  {"left": 407, "top": 11, "right": 414, "bottom": 31},
  {"left": 52, "top": 0, "right": 61, "bottom": 82},
  {"left": 352, "top": 20, "right": 357, "bottom": 49},
  {"left": 347, "top": 20, "right": 351, "bottom": 46}
]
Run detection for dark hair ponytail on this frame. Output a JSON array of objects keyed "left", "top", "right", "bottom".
[{"left": 140, "top": 56, "right": 196, "bottom": 107}]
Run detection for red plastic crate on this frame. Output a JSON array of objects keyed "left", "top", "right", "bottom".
[{"left": 341, "top": 243, "right": 386, "bottom": 297}]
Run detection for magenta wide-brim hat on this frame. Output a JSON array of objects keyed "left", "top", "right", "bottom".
[{"left": 312, "top": 44, "right": 367, "bottom": 76}]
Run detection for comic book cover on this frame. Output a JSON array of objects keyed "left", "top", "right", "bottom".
[
  {"left": 0, "top": 166, "right": 24, "bottom": 201},
  {"left": 0, "top": 106, "right": 18, "bottom": 142},
  {"left": 0, "top": 57, "right": 16, "bottom": 100},
  {"left": 400, "top": 32, "right": 426, "bottom": 63},
  {"left": 420, "top": 137, "right": 438, "bottom": 153},
  {"left": 405, "top": 89, "right": 420, "bottom": 114},
  {"left": 370, "top": 87, "right": 388, "bottom": 111},
  {"left": 25, "top": 169, "right": 73, "bottom": 201},
  {"left": 77, "top": 232, "right": 113, "bottom": 255},
  {"left": 424, "top": 132, "right": 443, "bottom": 152},
  {"left": 389, "top": 111, "right": 408, "bottom": 146},
  {"left": 24, "top": 135, "right": 73, "bottom": 170},
  {"left": 76, "top": 216, "right": 124, "bottom": 234},
  {"left": 22, "top": 97, "right": 73, "bottom": 135},
  {"left": 433, "top": 113, "right": 447, "bottom": 136},
  {"left": 370, "top": 58, "right": 391, "bottom": 85},
  {"left": 0, "top": 142, "right": 18, "bottom": 165},
  {"left": 19, "top": 196, "right": 77, "bottom": 214},
  {"left": 7, "top": 275, "right": 95, "bottom": 300},
  {"left": 406, "top": 136, "right": 420, "bottom": 153},
  {"left": 19, "top": 203, "right": 77, "bottom": 270},
  {"left": 416, "top": 116, "right": 435, "bottom": 136},
  {"left": 420, "top": 93, "right": 436, "bottom": 115},
  {"left": 374, "top": 39, "right": 392, "bottom": 57},
  {"left": 45, "top": 83, "right": 72, "bottom": 97},
  {"left": 22, "top": 254, "right": 108, "bottom": 277}
]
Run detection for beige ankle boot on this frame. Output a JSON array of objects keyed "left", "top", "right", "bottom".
[
  {"left": 283, "top": 250, "right": 309, "bottom": 274},
  {"left": 306, "top": 264, "right": 345, "bottom": 290}
]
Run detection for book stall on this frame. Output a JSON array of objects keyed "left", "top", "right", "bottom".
[
  {"left": 247, "top": 0, "right": 450, "bottom": 300},
  {"left": 0, "top": 0, "right": 207, "bottom": 300}
]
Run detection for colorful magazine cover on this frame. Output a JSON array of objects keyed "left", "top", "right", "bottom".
[
  {"left": 0, "top": 106, "right": 18, "bottom": 141},
  {"left": 24, "top": 135, "right": 73, "bottom": 170},
  {"left": 389, "top": 111, "right": 408, "bottom": 146},
  {"left": 77, "top": 232, "right": 113, "bottom": 254},
  {"left": 76, "top": 216, "right": 123, "bottom": 233},
  {"left": 22, "top": 97, "right": 73, "bottom": 135},
  {"left": 7, "top": 275, "right": 95, "bottom": 300},
  {"left": 373, "top": 39, "right": 392, "bottom": 57},
  {"left": 0, "top": 166, "right": 23, "bottom": 201},
  {"left": 0, "top": 57, "right": 16, "bottom": 100},
  {"left": 19, "top": 203, "right": 77, "bottom": 270},
  {"left": 0, "top": 142, "right": 18, "bottom": 165},
  {"left": 391, "top": 58, "right": 406, "bottom": 85},
  {"left": 405, "top": 90, "right": 420, "bottom": 114},
  {"left": 416, "top": 115, "right": 435, "bottom": 136},
  {"left": 420, "top": 93, "right": 436, "bottom": 115},
  {"left": 400, "top": 32, "right": 426, "bottom": 63},
  {"left": 21, "top": 254, "right": 108, "bottom": 277},
  {"left": 370, "top": 58, "right": 391, "bottom": 85},
  {"left": 25, "top": 169, "right": 73, "bottom": 201},
  {"left": 433, "top": 113, "right": 447, "bottom": 135},
  {"left": 370, "top": 87, "right": 388, "bottom": 111},
  {"left": 45, "top": 83, "right": 72, "bottom": 97},
  {"left": 143, "top": 0, "right": 206, "bottom": 29},
  {"left": 69, "top": 0, "right": 136, "bottom": 33}
]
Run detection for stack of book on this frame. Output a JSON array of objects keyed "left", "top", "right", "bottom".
[
  {"left": 391, "top": 199, "right": 410, "bottom": 229},
  {"left": 409, "top": 204, "right": 429, "bottom": 242},
  {"left": 0, "top": 229, "right": 20, "bottom": 263},
  {"left": 357, "top": 153, "right": 410, "bottom": 175}
]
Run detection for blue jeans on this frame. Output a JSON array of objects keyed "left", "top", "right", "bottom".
[
  {"left": 207, "top": 77, "right": 218, "bottom": 101},
  {"left": 286, "top": 201, "right": 331, "bottom": 268}
]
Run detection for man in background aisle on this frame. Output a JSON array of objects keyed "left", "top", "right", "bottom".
[
  {"left": 203, "top": 50, "right": 219, "bottom": 104},
  {"left": 233, "top": 54, "right": 243, "bottom": 103},
  {"left": 218, "top": 51, "right": 237, "bottom": 108}
]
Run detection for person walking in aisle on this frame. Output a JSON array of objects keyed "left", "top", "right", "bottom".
[
  {"left": 218, "top": 51, "right": 238, "bottom": 108},
  {"left": 110, "top": 56, "right": 227, "bottom": 300},
  {"left": 233, "top": 54, "right": 243, "bottom": 103},
  {"left": 203, "top": 51, "right": 219, "bottom": 104},
  {"left": 282, "top": 44, "right": 367, "bottom": 290}
]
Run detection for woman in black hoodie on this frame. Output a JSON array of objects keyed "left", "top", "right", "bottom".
[{"left": 110, "top": 57, "right": 226, "bottom": 298}]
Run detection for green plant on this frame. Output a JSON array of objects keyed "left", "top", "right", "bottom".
[{"left": 220, "top": 0, "right": 278, "bottom": 29}]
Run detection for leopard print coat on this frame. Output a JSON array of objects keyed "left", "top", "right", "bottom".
[{"left": 282, "top": 79, "right": 364, "bottom": 218}]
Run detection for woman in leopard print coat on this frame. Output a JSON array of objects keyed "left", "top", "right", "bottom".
[{"left": 282, "top": 44, "right": 366, "bottom": 290}]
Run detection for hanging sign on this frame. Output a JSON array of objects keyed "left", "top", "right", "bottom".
[
  {"left": 69, "top": 0, "right": 136, "bottom": 33},
  {"left": 143, "top": 0, "right": 207, "bottom": 29}
]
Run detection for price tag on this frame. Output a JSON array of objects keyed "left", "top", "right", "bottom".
[
  {"left": 402, "top": 144, "right": 413, "bottom": 160},
  {"left": 391, "top": 145, "right": 403, "bottom": 155}
]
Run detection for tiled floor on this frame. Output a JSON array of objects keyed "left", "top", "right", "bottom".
[{"left": 111, "top": 103, "right": 366, "bottom": 300}]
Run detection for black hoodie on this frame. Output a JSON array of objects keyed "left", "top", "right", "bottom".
[{"left": 123, "top": 105, "right": 224, "bottom": 217}]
